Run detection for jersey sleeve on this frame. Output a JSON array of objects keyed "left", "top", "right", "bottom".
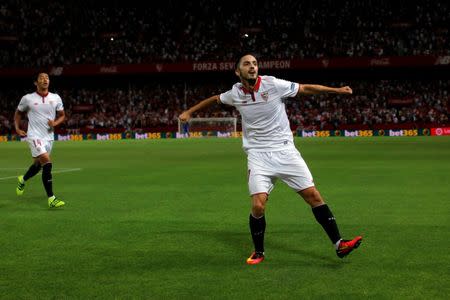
[
  {"left": 219, "top": 90, "right": 234, "bottom": 106},
  {"left": 55, "top": 94, "right": 64, "bottom": 111},
  {"left": 273, "top": 77, "right": 299, "bottom": 99},
  {"left": 17, "top": 96, "right": 28, "bottom": 112}
]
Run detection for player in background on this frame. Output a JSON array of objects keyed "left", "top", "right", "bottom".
[
  {"left": 14, "top": 72, "right": 66, "bottom": 208},
  {"left": 179, "top": 54, "right": 362, "bottom": 264}
]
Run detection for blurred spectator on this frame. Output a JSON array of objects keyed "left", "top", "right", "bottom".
[
  {"left": 0, "top": 0, "right": 448, "bottom": 68},
  {"left": 1, "top": 79, "right": 448, "bottom": 133}
]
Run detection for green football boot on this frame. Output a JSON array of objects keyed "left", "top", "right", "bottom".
[
  {"left": 16, "top": 175, "right": 25, "bottom": 196},
  {"left": 48, "top": 196, "right": 65, "bottom": 208}
]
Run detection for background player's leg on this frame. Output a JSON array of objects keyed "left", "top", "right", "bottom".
[
  {"left": 39, "top": 153, "right": 53, "bottom": 197},
  {"left": 38, "top": 152, "right": 64, "bottom": 208},
  {"left": 23, "top": 158, "right": 42, "bottom": 181},
  {"left": 17, "top": 159, "right": 41, "bottom": 196}
]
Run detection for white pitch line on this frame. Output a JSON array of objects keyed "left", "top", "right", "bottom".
[
  {"left": 0, "top": 167, "right": 77, "bottom": 170},
  {"left": 0, "top": 168, "right": 82, "bottom": 181}
]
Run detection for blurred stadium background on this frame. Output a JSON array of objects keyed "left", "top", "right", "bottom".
[
  {"left": 0, "top": 0, "right": 449, "bottom": 135},
  {"left": 0, "top": 0, "right": 449, "bottom": 298}
]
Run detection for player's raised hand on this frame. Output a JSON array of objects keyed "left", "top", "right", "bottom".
[
  {"left": 179, "top": 111, "right": 191, "bottom": 122},
  {"left": 337, "top": 86, "right": 353, "bottom": 94}
]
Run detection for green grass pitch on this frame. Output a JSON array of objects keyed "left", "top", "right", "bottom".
[{"left": 0, "top": 137, "right": 449, "bottom": 299}]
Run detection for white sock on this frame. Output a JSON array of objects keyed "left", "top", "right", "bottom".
[{"left": 334, "top": 239, "right": 342, "bottom": 250}]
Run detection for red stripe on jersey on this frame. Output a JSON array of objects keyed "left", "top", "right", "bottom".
[
  {"left": 36, "top": 91, "right": 49, "bottom": 97},
  {"left": 241, "top": 76, "right": 262, "bottom": 94},
  {"left": 253, "top": 76, "right": 262, "bottom": 92},
  {"left": 36, "top": 91, "right": 49, "bottom": 103}
]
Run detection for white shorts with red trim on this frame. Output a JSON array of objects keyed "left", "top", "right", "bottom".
[
  {"left": 247, "top": 148, "right": 314, "bottom": 195},
  {"left": 27, "top": 138, "right": 53, "bottom": 158}
]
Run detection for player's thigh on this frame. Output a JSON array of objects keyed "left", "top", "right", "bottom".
[
  {"left": 27, "top": 138, "right": 48, "bottom": 158},
  {"left": 248, "top": 173, "right": 276, "bottom": 195},
  {"left": 276, "top": 149, "right": 314, "bottom": 192},
  {"left": 247, "top": 152, "right": 277, "bottom": 195},
  {"left": 27, "top": 139, "right": 53, "bottom": 163},
  {"left": 45, "top": 140, "right": 54, "bottom": 155}
]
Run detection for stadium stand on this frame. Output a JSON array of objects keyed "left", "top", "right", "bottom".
[
  {"left": 0, "top": 0, "right": 448, "bottom": 134},
  {"left": 0, "top": 0, "right": 448, "bottom": 67},
  {"left": 1, "top": 80, "right": 448, "bottom": 134}
]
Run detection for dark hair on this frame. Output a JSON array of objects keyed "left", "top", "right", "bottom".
[
  {"left": 33, "top": 70, "right": 49, "bottom": 82},
  {"left": 234, "top": 53, "right": 258, "bottom": 70}
]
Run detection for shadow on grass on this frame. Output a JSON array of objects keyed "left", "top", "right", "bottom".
[
  {"left": 122, "top": 229, "right": 346, "bottom": 271},
  {"left": 15, "top": 195, "right": 67, "bottom": 211}
]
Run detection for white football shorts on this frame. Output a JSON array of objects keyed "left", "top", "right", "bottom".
[
  {"left": 247, "top": 148, "right": 314, "bottom": 195},
  {"left": 27, "top": 138, "right": 53, "bottom": 158}
]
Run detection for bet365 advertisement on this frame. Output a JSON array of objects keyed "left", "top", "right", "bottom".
[{"left": 2, "top": 128, "right": 449, "bottom": 142}]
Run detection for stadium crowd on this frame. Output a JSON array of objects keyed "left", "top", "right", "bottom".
[
  {"left": 1, "top": 79, "right": 448, "bottom": 134},
  {"left": 0, "top": 0, "right": 448, "bottom": 134},
  {"left": 0, "top": 0, "right": 448, "bottom": 67}
]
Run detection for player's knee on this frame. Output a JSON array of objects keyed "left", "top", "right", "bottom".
[
  {"left": 39, "top": 155, "right": 51, "bottom": 165},
  {"left": 252, "top": 204, "right": 265, "bottom": 217},
  {"left": 251, "top": 193, "right": 267, "bottom": 217},
  {"left": 299, "top": 187, "right": 324, "bottom": 207},
  {"left": 309, "top": 195, "right": 324, "bottom": 207}
]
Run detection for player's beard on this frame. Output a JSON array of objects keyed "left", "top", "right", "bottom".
[{"left": 244, "top": 77, "right": 257, "bottom": 86}]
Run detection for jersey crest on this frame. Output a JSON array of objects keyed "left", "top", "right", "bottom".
[{"left": 261, "top": 91, "right": 269, "bottom": 101}]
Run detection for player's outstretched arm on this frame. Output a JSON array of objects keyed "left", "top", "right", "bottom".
[
  {"left": 298, "top": 84, "right": 352, "bottom": 95},
  {"left": 179, "top": 95, "right": 220, "bottom": 122},
  {"left": 14, "top": 110, "right": 27, "bottom": 137}
]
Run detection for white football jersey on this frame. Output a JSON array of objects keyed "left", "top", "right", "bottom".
[
  {"left": 17, "top": 92, "right": 64, "bottom": 140},
  {"left": 220, "top": 75, "right": 299, "bottom": 152}
]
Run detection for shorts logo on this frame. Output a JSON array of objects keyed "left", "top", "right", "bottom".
[{"left": 261, "top": 92, "right": 269, "bottom": 101}]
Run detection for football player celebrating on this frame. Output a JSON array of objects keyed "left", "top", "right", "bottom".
[{"left": 179, "top": 54, "right": 362, "bottom": 264}]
